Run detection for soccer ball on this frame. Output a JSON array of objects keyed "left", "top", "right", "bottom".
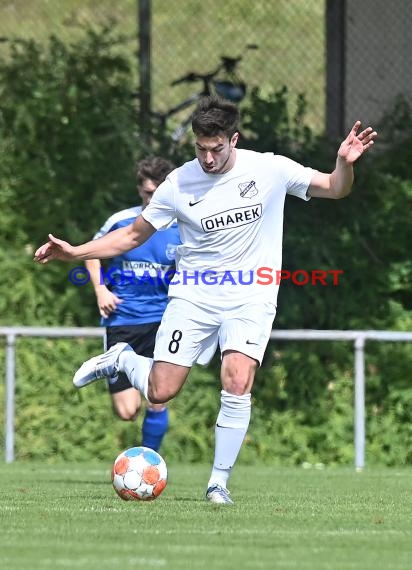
[{"left": 111, "top": 446, "right": 168, "bottom": 501}]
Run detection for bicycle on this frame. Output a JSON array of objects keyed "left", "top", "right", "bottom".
[{"left": 151, "top": 44, "right": 258, "bottom": 143}]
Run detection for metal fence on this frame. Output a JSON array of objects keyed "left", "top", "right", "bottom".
[
  {"left": 2, "top": 326, "right": 412, "bottom": 468},
  {"left": 1, "top": 1, "right": 412, "bottom": 139},
  {"left": 0, "top": 1, "right": 326, "bottom": 132}
]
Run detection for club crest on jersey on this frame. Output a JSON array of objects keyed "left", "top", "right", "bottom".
[
  {"left": 239, "top": 180, "right": 258, "bottom": 198},
  {"left": 165, "top": 243, "right": 177, "bottom": 261},
  {"left": 201, "top": 204, "right": 262, "bottom": 232}
]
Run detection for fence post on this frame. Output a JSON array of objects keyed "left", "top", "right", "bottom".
[
  {"left": 5, "top": 333, "right": 16, "bottom": 463},
  {"left": 354, "top": 335, "right": 366, "bottom": 471},
  {"left": 138, "top": 0, "right": 152, "bottom": 148}
]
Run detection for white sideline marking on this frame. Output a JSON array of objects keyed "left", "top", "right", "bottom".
[{"left": 2, "top": 558, "right": 166, "bottom": 567}]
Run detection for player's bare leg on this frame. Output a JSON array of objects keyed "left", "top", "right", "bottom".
[
  {"left": 111, "top": 388, "right": 142, "bottom": 421},
  {"left": 147, "top": 361, "right": 191, "bottom": 402}
]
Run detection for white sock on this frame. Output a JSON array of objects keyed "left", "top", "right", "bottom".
[
  {"left": 207, "top": 390, "right": 251, "bottom": 489},
  {"left": 118, "top": 350, "right": 152, "bottom": 400}
]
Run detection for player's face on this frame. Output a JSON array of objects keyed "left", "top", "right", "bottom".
[
  {"left": 195, "top": 132, "right": 239, "bottom": 174},
  {"left": 138, "top": 178, "right": 158, "bottom": 208}
]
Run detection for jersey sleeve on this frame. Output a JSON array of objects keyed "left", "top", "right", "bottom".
[
  {"left": 92, "top": 207, "right": 142, "bottom": 239},
  {"left": 141, "top": 178, "right": 176, "bottom": 230},
  {"left": 274, "top": 155, "right": 317, "bottom": 201},
  {"left": 93, "top": 216, "right": 112, "bottom": 240}
]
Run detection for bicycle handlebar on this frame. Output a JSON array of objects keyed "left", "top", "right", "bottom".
[
  {"left": 169, "top": 44, "right": 258, "bottom": 90},
  {"left": 171, "top": 69, "right": 219, "bottom": 87},
  {"left": 220, "top": 56, "right": 242, "bottom": 72}
]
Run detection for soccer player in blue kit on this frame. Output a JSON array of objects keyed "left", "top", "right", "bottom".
[
  {"left": 85, "top": 157, "right": 180, "bottom": 452},
  {"left": 35, "top": 96, "right": 377, "bottom": 504}
]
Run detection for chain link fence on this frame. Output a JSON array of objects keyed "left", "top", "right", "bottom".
[
  {"left": 344, "top": 0, "right": 412, "bottom": 133},
  {"left": 0, "top": 0, "right": 326, "bottom": 132},
  {"left": 151, "top": 0, "right": 325, "bottom": 131},
  {"left": 1, "top": 1, "right": 412, "bottom": 138}
]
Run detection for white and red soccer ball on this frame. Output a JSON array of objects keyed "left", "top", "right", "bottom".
[{"left": 111, "top": 446, "right": 168, "bottom": 501}]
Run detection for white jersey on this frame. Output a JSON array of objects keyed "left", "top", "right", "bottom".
[{"left": 142, "top": 148, "right": 315, "bottom": 307}]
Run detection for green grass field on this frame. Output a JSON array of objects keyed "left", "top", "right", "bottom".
[{"left": 0, "top": 462, "right": 410, "bottom": 570}]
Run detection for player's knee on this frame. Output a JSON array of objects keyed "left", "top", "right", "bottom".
[
  {"left": 146, "top": 387, "right": 173, "bottom": 405},
  {"left": 147, "top": 379, "right": 178, "bottom": 404},
  {"left": 113, "top": 402, "right": 141, "bottom": 421},
  {"left": 221, "top": 372, "right": 255, "bottom": 395},
  {"left": 149, "top": 362, "right": 188, "bottom": 403},
  {"left": 221, "top": 354, "right": 257, "bottom": 394},
  {"left": 116, "top": 410, "right": 138, "bottom": 422}
]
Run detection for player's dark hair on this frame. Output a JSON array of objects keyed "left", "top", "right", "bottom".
[
  {"left": 191, "top": 95, "right": 240, "bottom": 139},
  {"left": 136, "top": 156, "right": 175, "bottom": 185}
]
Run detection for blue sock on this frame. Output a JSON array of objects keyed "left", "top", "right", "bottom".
[{"left": 141, "top": 407, "right": 169, "bottom": 452}]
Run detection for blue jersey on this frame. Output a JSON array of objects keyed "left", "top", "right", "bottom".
[{"left": 93, "top": 206, "right": 180, "bottom": 327}]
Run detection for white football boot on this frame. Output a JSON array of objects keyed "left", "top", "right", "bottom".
[
  {"left": 73, "top": 342, "right": 130, "bottom": 388},
  {"left": 205, "top": 484, "right": 234, "bottom": 505}
]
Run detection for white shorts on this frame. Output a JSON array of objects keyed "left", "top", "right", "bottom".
[{"left": 153, "top": 297, "right": 276, "bottom": 367}]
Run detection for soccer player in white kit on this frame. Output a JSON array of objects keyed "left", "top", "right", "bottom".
[{"left": 34, "top": 96, "right": 377, "bottom": 504}]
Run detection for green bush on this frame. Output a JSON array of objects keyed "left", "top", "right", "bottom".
[
  {"left": 0, "top": 26, "right": 143, "bottom": 326},
  {"left": 0, "top": 27, "right": 138, "bottom": 243},
  {"left": 0, "top": 26, "right": 411, "bottom": 465}
]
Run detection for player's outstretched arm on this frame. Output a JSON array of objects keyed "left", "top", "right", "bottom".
[
  {"left": 34, "top": 215, "right": 156, "bottom": 264},
  {"left": 308, "top": 121, "right": 377, "bottom": 199}
]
